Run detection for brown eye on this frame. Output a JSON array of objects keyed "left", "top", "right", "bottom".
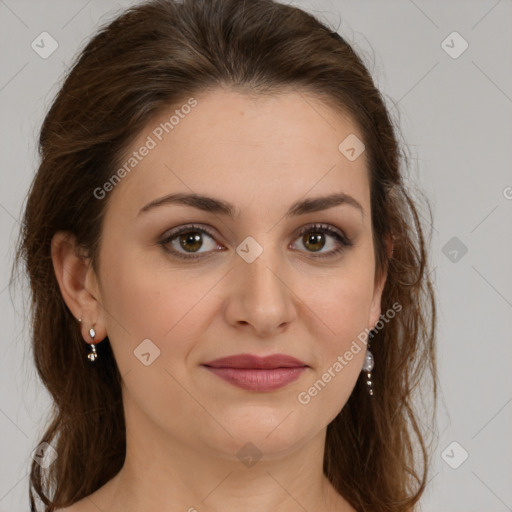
[
  {"left": 302, "top": 231, "right": 326, "bottom": 252},
  {"left": 291, "top": 223, "right": 353, "bottom": 259},
  {"left": 159, "top": 223, "right": 352, "bottom": 261},
  {"left": 177, "top": 231, "right": 203, "bottom": 253},
  {"left": 160, "top": 225, "right": 221, "bottom": 259}
]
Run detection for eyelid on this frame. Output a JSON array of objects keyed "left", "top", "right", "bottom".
[
  {"left": 293, "top": 222, "right": 351, "bottom": 245},
  {"left": 159, "top": 222, "right": 353, "bottom": 260},
  {"left": 159, "top": 223, "right": 222, "bottom": 259}
]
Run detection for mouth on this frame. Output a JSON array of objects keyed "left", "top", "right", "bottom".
[{"left": 201, "top": 353, "right": 309, "bottom": 392}]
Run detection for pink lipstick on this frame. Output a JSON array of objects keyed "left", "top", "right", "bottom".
[{"left": 202, "top": 353, "right": 308, "bottom": 392}]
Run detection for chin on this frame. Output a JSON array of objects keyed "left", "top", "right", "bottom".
[{"left": 202, "top": 410, "right": 317, "bottom": 461}]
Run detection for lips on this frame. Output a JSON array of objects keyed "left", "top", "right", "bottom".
[
  {"left": 202, "top": 353, "right": 308, "bottom": 369},
  {"left": 202, "top": 353, "right": 309, "bottom": 392}
]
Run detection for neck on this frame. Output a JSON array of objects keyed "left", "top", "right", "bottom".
[{"left": 88, "top": 400, "right": 355, "bottom": 512}]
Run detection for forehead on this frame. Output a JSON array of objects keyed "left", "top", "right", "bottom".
[{"left": 106, "top": 87, "right": 370, "bottom": 220}]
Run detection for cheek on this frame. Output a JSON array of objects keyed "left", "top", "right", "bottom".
[
  {"left": 294, "top": 276, "right": 374, "bottom": 424},
  {"left": 303, "top": 264, "right": 375, "bottom": 396},
  {"left": 314, "top": 265, "right": 376, "bottom": 341},
  {"left": 96, "top": 251, "right": 215, "bottom": 439},
  {"left": 98, "top": 246, "right": 223, "bottom": 370}
]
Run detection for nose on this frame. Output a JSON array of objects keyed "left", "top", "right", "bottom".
[{"left": 223, "top": 243, "right": 297, "bottom": 337}]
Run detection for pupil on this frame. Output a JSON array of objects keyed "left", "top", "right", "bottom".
[
  {"left": 305, "top": 232, "right": 324, "bottom": 252},
  {"left": 180, "top": 232, "right": 202, "bottom": 252}
]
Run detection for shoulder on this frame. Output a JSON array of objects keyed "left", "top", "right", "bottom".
[
  {"left": 56, "top": 473, "right": 118, "bottom": 511},
  {"left": 55, "top": 499, "right": 94, "bottom": 512},
  {"left": 54, "top": 477, "right": 116, "bottom": 512}
]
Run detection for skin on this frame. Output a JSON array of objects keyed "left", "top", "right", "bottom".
[{"left": 52, "top": 87, "right": 390, "bottom": 512}]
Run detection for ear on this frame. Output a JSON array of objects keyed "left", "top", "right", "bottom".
[
  {"left": 51, "top": 231, "right": 107, "bottom": 343},
  {"left": 368, "top": 234, "right": 394, "bottom": 329}
]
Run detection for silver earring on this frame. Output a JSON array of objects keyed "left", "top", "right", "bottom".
[
  {"left": 362, "top": 350, "right": 374, "bottom": 396},
  {"left": 362, "top": 330, "right": 375, "bottom": 396},
  {"left": 87, "top": 326, "right": 98, "bottom": 362}
]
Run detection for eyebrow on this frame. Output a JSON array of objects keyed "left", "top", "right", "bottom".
[{"left": 138, "top": 192, "right": 364, "bottom": 219}]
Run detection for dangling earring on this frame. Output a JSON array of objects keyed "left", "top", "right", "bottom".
[
  {"left": 362, "top": 329, "right": 375, "bottom": 396},
  {"left": 87, "top": 325, "right": 98, "bottom": 362}
]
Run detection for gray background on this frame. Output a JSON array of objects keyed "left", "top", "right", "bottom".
[{"left": 1, "top": 0, "right": 511, "bottom": 510}]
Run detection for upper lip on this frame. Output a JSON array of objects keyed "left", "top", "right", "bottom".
[{"left": 202, "top": 353, "right": 308, "bottom": 369}]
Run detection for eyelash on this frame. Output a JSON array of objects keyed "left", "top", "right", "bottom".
[{"left": 159, "top": 223, "right": 353, "bottom": 261}]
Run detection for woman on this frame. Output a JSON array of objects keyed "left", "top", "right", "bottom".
[{"left": 15, "top": 0, "right": 437, "bottom": 510}]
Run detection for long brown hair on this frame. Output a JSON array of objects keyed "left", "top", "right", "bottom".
[{"left": 14, "top": 0, "right": 437, "bottom": 510}]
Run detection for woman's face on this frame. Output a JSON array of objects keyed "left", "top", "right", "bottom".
[{"left": 88, "top": 87, "right": 386, "bottom": 459}]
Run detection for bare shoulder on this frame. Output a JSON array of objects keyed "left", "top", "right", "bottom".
[
  {"left": 54, "top": 477, "right": 117, "bottom": 512},
  {"left": 55, "top": 498, "right": 98, "bottom": 512},
  {"left": 55, "top": 505, "right": 82, "bottom": 512},
  {"left": 55, "top": 472, "right": 121, "bottom": 512}
]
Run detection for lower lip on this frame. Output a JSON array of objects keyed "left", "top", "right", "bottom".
[{"left": 203, "top": 366, "right": 307, "bottom": 391}]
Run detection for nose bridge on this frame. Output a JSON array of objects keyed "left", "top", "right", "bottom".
[
  {"left": 230, "top": 232, "right": 295, "bottom": 331},
  {"left": 237, "top": 234, "right": 286, "bottom": 298}
]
